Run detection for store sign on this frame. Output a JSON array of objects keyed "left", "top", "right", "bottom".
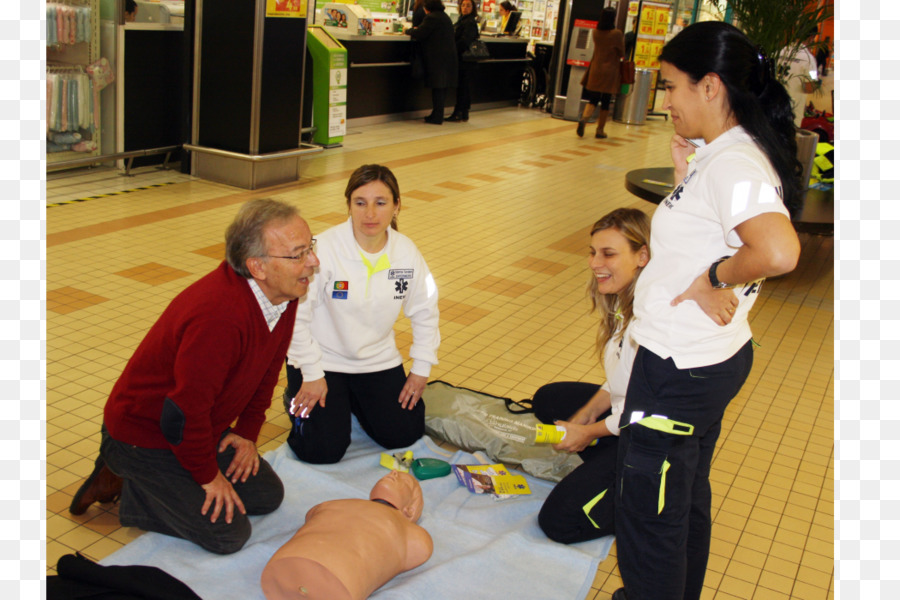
[
  {"left": 328, "top": 54, "right": 347, "bottom": 138},
  {"left": 266, "top": 0, "right": 305, "bottom": 18}
]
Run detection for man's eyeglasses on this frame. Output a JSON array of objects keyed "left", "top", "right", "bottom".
[{"left": 266, "top": 238, "right": 317, "bottom": 262}]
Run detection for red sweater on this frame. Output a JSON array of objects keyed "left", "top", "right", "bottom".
[{"left": 104, "top": 262, "right": 297, "bottom": 485}]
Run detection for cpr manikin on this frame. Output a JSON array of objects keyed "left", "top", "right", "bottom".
[{"left": 260, "top": 471, "right": 433, "bottom": 600}]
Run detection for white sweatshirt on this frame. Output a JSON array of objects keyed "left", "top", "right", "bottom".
[
  {"left": 600, "top": 323, "right": 637, "bottom": 437},
  {"left": 287, "top": 219, "right": 440, "bottom": 380}
]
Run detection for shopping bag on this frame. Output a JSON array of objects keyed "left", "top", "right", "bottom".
[
  {"left": 620, "top": 60, "right": 635, "bottom": 85},
  {"left": 85, "top": 57, "right": 114, "bottom": 91}
]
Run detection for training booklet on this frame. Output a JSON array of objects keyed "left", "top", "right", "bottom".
[{"left": 452, "top": 463, "right": 531, "bottom": 498}]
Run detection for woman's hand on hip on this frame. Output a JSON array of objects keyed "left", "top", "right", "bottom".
[
  {"left": 672, "top": 272, "right": 739, "bottom": 326},
  {"left": 399, "top": 373, "right": 428, "bottom": 410}
]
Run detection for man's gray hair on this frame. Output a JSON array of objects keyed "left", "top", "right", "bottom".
[{"left": 225, "top": 198, "right": 299, "bottom": 278}]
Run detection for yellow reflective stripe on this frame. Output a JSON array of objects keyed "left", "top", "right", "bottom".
[
  {"left": 359, "top": 251, "right": 391, "bottom": 296},
  {"left": 634, "top": 415, "right": 694, "bottom": 436},
  {"left": 658, "top": 459, "right": 670, "bottom": 514},
  {"left": 581, "top": 489, "right": 608, "bottom": 529}
]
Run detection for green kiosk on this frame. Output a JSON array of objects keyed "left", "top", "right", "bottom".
[{"left": 307, "top": 26, "right": 347, "bottom": 147}]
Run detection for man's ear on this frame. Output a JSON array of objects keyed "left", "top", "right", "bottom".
[{"left": 246, "top": 256, "right": 266, "bottom": 280}]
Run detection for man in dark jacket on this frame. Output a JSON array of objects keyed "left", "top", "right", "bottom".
[{"left": 406, "top": 0, "right": 458, "bottom": 124}]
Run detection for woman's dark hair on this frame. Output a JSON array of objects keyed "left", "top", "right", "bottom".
[
  {"left": 598, "top": 6, "right": 616, "bottom": 31},
  {"left": 423, "top": 0, "right": 445, "bottom": 12},
  {"left": 459, "top": 0, "right": 479, "bottom": 18},
  {"left": 500, "top": 1, "right": 515, "bottom": 12},
  {"left": 345, "top": 164, "right": 401, "bottom": 230},
  {"left": 659, "top": 21, "right": 802, "bottom": 217}
]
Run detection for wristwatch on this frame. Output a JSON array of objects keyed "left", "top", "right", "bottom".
[{"left": 708, "top": 256, "right": 732, "bottom": 289}]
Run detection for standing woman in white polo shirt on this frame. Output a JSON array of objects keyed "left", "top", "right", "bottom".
[
  {"left": 611, "top": 22, "right": 802, "bottom": 600},
  {"left": 284, "top": 164, "right": 440, "bottom": 464}
]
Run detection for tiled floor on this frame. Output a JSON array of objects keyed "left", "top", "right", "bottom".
[{"left": 46, "top": 105, "right": 834, "bottom": 599}]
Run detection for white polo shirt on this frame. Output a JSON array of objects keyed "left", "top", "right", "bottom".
[{"left": 631, "top": 126, "right": 790, "bottom": 369}]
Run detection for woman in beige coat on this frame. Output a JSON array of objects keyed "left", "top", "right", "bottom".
[{"left": 577, "top": 7, "right": 625, "bottom": 139}]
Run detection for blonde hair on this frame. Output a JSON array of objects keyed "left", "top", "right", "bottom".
[{"left": 587, "top": 208, "right": 651, "bottom": 358}]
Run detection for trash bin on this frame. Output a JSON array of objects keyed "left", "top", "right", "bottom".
[{"left": 613, "top": 68, "right": 654, "bottom": 125}]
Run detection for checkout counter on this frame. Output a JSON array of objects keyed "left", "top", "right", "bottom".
[{"left": 318, "top": 3, "right": 529, "bottom": 123}]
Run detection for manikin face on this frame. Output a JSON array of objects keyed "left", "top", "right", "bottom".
[
  {"left": 252, "top": 215, "right": 319, "bottom": 305},
  {"left": 348, "top": 180, "right": 398, "bottom": 249},
  {"left": 370, "top": 470, "right": 424, "bottom": 522},
  {"left": 588, "top": 227, "right": 648, "bottom": 297},
  {"left": 659, "top": 61, "right": 708, "bottom": 141}
]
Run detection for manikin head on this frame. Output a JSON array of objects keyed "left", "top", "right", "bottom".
[{"left": 370, "top": 471, "right": 425, "bottom": 522}]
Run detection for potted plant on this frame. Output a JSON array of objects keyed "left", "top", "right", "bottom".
[
  {"left": 722, "top": 0, "right": 832, "bottom": 89},
  {"left": 721, "top": 0, "right": 834, "bottom": 189}
]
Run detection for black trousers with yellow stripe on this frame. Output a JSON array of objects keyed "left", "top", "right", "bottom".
[
  {"left": 615, "top": 342, "right": 753, "bottom": 600},
  {"left": 532, "top": 382, "right": 619, "bottom": 544}
]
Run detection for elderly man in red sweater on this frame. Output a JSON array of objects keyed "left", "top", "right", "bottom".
[{"left": 69, "top": 198, "right": 319, "bottom": 554}]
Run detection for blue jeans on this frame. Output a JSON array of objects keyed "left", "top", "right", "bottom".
[
  {"left": 615, "top": 342, "right": 753, "bottom": 600},
  {"left": 101, "top": 426, "right": 284, "bottom": 555}
]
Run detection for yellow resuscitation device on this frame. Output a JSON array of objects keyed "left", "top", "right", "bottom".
[{"left": 534, "top": 424, "right": 598, "bottom": 446}]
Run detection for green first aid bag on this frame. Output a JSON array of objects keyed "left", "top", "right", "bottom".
[{"left": 422, "top": 380, "right": 583, "bottom": 483}]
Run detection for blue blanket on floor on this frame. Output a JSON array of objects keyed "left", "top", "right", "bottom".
[{"left": 101, "top": 423, "right": 612, "bottom": 599}]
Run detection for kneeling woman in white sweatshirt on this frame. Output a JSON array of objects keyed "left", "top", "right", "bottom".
[{"left": 284, "top": 164, "right": 440, "bottom": 464}]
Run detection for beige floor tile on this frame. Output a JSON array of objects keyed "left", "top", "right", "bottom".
[{"left": 45, "top": 106, "right": 834, "bottom": 599}]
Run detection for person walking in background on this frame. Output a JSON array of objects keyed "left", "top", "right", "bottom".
[
  {"left": 447, "top": 0, "right": 480, "bottom": 122},
  {"left": 406, "top": 0, "right": 458, "bottom": 125},
  {"left": 284, "top": 164, "right": 440, "bottom": 465},
  {"left": 576, "top": 7, "right": 624, "bottom": 139},
  {"left": 611, "top": 21, "right": 802, "bottom": 600},
  {"left": 530, "top": 208, "right": 653, "bottom": 545}
]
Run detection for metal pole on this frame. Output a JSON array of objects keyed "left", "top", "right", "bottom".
[{"left": 550, "top": 0, "right": 574, "bottom": 106}]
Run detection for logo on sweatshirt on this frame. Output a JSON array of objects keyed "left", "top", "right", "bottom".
[
  {"left": 388, "top": 269, "right": 413, "bottom": 280},
  {"left": 332, "top": 281, "right": 349, "bottom": 299},
  {"left": 393, "top": 278, "right": 409, "bottom": 300}
]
